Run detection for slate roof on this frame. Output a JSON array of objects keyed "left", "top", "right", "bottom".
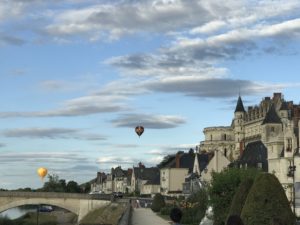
[
  {"left": 113, "top": 166, "right": 127, "bottom": 177},
  {"left": 235, "top": 96, "right": 245, "bottom": 113},
  {"left": 144, "top": 173, "right": 160, "bottom": 185},
  {"left": 262, "top": 104, "right": 282, "bottom": 125},
  {"left": 157, "top": 152, "right": 180, "bottom": 168},
  {"left": 158, "top": 151, "right": 195, "bottom": 173},
  {"left": 238, "top": 141, "right": 268, "bottom": 171},
  {"left": 134, "top": 167, "right": 160, "bottom": 182},
  {"left": 196, "top": 151, "right": 214, "bottom": 172}
]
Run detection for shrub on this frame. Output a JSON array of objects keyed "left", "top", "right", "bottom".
[
  {"left": 160, "top": 204, "right": 174, "bottom": 215},
  {"left": 209, "top": 167, "right": 260, "bottom": 225},
  {"left": 227, "top": 178, "right": 254, "bottom": 218},
  {"left": 181, "top": 207, "right": 198, "bottom": 225},
  {"left": 151, "top": 193, "right": 166, "bottom": 212},
  {"left": 241, "top": 173, "right": 295, "bottom": 225},
  {"left": 186, "top": 188, "right": 208, "bottom": 224}
]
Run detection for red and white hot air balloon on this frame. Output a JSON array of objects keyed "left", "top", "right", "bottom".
[{"left": 135, "top": 126, "right": 144, "bottom": 137}]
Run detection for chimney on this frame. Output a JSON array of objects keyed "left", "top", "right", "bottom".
[
  {"left": 175, "top": 153, "right": 181, "bottom": 168},
  {"left": 127, "top": 168, "right": 133, "bottom": 175},
  {"left": 138, "top": 162, "right": 145, "bottom": 169},
  {"left": 273, "top": 92, "right": 282, "bottom": 100}
]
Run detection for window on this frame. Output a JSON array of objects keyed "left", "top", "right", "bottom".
[
  {"left": 210, "top": 135, "right": 213, "bottom": 141},
  {"left": 222, "top": 134, "right": 227, "bottom": 140},
  {"left": 271, "top": 127, "right": 275, "bottom": 132},
  {"left": 287, "top": 138, "right": 292, "bottom": 152}
]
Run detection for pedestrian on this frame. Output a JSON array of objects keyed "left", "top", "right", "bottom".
[
  {"left": 226, "top": 215, "right": 244, "bottom": 225},
  {"left": 170, "top": 207, "right": 183, "bottom": 225}
]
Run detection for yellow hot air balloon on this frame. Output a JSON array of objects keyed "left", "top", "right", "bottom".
[{"left": 37, "top": 167, "right": 48, "bottom": 180}]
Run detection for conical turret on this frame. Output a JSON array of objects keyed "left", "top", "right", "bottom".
[{"left": 235, "top": 96, "right": 245, "bottom": 113}]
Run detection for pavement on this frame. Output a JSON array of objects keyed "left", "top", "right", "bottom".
[{"left": 131, "top": 208, "right": 172, "bottom": 225}]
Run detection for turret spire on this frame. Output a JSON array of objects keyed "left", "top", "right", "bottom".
[{"left": 235, "top": 96, "right": 245, "bottom": 113}]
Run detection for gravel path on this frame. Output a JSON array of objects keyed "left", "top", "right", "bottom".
[{"left": 131, "top": 208, "right": 172, "bottom": 225}]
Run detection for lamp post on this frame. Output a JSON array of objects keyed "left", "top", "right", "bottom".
[
  {"left": 287, "top": 151, "right": 297, "bottom": 214},
  {"left": 36, "top": 204, "right": 40, "bottom": 225}
]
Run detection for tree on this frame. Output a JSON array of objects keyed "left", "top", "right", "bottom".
[
  {"left": 209, "top": 168, "right": 260, "bottom": 225},
  {"left": 66, "top": 180, "right": 81, "bottom": 193},
  {"left": 182, "top": 188, "right": 208, "bottom": 225},
  {"left": 241, "top": 173, "right": 295, "bottom": 225},
  {"left": 151, "top": 193, "right": 166, "bottom": 212},
  {"left": 42, "top": 174, "right": 66, "bottom": 192}
]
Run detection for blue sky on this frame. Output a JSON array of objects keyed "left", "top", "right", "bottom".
[{"left": 1, "top": 0, "right": 300, "bottom": 189}]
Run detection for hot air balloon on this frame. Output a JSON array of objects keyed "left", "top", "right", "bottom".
[
  {"left": 37, "top": 167, "right": 48, "bottom": 180},
  {"left": 135, "top": 126, "right": 144, "bottom": 137}
]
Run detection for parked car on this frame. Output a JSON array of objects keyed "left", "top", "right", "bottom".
[
  {"left": 39, "top": 205, "right": 53, "bottom": 212},
  {"left": 112, "top": 192, "right": 123, "bottom": 198}
]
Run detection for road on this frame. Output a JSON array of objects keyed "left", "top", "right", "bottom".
[{"left": 131, "top": 208, "right": 171, "bottom": 225}]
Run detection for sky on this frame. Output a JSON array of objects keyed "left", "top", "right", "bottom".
[{"left": 1, "top": 0, "right": 300, "bottom": 189}]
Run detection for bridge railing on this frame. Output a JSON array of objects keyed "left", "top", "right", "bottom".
[{"left": 0, "top": 191, "right": 111, "bottom": 200}]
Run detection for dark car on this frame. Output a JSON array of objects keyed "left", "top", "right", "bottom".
[
  {"left": 39, "top": 205, "right": 53, "bottom": 212},
  {"left": 113, "top": 192, "right": 123, "bottom": 198}
]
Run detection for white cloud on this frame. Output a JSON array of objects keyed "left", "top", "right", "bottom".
[
  {"left": 45, "top": 0, "right": 212, "bottom": 40},
  {"left": 190, "top": 20, "right": 227, "bottom": 34}
]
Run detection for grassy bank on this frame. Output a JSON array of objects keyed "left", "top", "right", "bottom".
[{"left": 80, "top": 203, "right": 127, "bottom": 225}]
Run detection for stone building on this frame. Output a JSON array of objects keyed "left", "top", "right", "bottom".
[
  {"left": 198, "top": 93, "right": 300, "bottom": 214},
  {"left": 159, "top": 150, "right": 194, "bottom": 196},
  {"left": 131, "top": 162, "right": 160, "bottom": 196}
]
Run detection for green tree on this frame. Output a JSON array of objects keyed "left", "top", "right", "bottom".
[
  {"left": 41, "top": 174, "right": 66, "bottom": 192},
  {"left": 227, "top": 178, "right": 254, "bottom": 218},
  {"left": 66, "top": 180, "right": 81, "bottom": 193},
  {"left": 59, "top": 179, "right": 67, "bottom": 191},
  {"left": 209, "top": 168, "right": 260, "bottom": 225},
  {"left": 182, "top": 188, "right": 208, "bottom": 225},
  {"left": 241, "top": 173, "right": 295, "bottom": 225},
  {"left": 151, "top": 193, "right": 166, "bottom": 212}
]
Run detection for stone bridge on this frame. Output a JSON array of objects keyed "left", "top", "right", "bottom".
[{"left": 0, "top": 191, "right": 112, "bottom": 223}]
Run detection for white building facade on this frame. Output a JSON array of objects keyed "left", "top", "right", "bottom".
[{"left": 198, "top": 93, "right": 300, "bottom": 214}]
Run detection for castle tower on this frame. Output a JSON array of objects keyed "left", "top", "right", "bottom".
[
  {"left": 234, "top": 96, "right": 245, "bottom": 159},
  {"left": 261, "top": 104, "right": 283, "bottom": 159},
  {"left": 279, "top": 101, "right": 297, "bottom": 158}
]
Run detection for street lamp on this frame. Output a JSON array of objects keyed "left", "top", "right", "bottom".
[
  {"left": 36, "top": 204, "right": 40, "bottom": 225},
  {"left": 287, "top": 150, "right": 297, "bottom": 214}
]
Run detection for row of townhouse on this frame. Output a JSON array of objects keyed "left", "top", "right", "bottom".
[
  {"left": 90, "top": 149, "right": 230, "bottom": 197},
  {"left": 90, "top": 163, "right": 161, "bottom": 196}
]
